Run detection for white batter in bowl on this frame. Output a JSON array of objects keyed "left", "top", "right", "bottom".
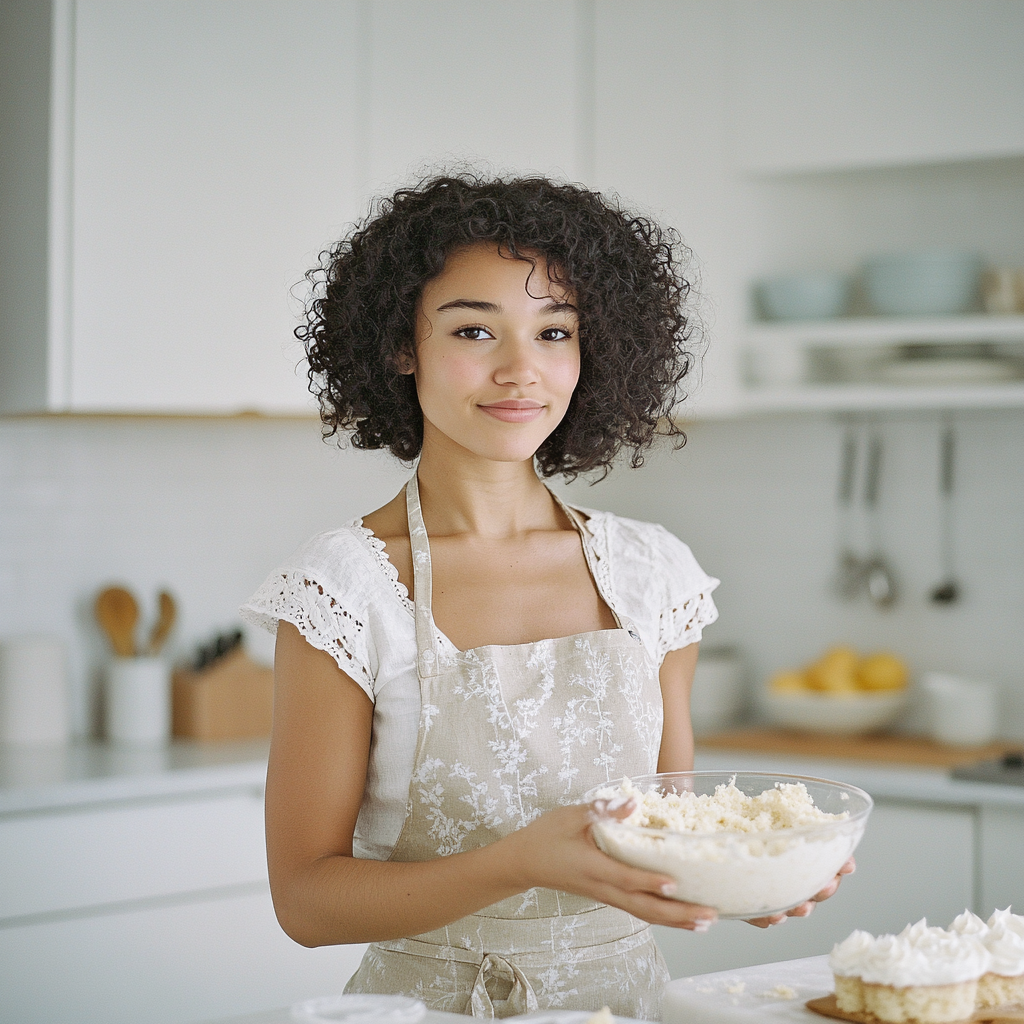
[{"left": 584, "top": 771, "right": 871, "bottom": 919}]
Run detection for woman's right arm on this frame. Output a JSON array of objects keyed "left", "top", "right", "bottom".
[{"left": 266, "top": 622, "right": 717, "bottom": 946}]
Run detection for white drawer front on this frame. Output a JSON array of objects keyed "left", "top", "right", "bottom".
[
  {"left": 0, "top": 887, "right": 367, "bottom": 1024},
  {"left": 0, "top": 789, "right": 267, "bottom": 920}
]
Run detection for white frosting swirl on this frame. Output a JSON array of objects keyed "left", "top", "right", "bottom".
[
  {"left": 989, "top": 908, "right": 1024, "bottom": 940},
  {"left": 830, "top": 930, "right": 876, "bottom": 976},
  {"left": 950, "top": 910, "right": 988, "bottom": 938},
  {"left": 983, "top": 918, "right": 1024, "bottom": 977},
  {"left": 828, "top": 923, "right": 990, "bottom": 986},
  {"left": 898, "top": 918, "right": 947, "bottom": 946}
]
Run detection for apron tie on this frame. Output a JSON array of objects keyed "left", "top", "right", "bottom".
[{"left": 469, "top": 953, "right": 539, "bottom": 1018}]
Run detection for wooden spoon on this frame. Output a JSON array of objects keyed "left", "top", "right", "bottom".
[
  {"left": 148, "top": 590, "right": 177, "bottom": 655},
  {"left": 95, "top": 586, "right": 139, "bottom": 658}
]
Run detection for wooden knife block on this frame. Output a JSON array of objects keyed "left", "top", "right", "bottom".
[{"left": 172, "top": 648, "right": 274, "bottom": 741}]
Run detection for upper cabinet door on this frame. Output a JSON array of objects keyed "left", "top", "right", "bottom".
[
  {"left": 592, "top": 0, "right": 746, "bottom": 417},
  {"left": 65, "top": 0, "right": 585, "bottom": 414},
  {"left": 362, "top": 0, "right": 585, "bottom": 193},
  {"left": 69, "top": 0, "right": 361, "bottom": 413},
  {"left": 732, "top": 0, "right": 1024, "bottom": 174}
]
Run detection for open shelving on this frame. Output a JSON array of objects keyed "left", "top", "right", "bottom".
[{"left": 741, "top": 314, "right": 1024, "bottom": 412}]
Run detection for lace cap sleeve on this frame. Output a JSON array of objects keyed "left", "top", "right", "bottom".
[
  {"left": 240, "top": 538, "right": 376, "bottom": 700},
  {"left": 652, "top": 525, "right": 720, "bottom": 660}
]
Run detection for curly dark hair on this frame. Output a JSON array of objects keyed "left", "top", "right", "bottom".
[{"left": 297, "top": 174, "right": 698, "bottom": 479}]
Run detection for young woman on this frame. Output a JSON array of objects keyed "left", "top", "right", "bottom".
[{"left": 242, "top": 176, "right": 849, "bottom": 1019}]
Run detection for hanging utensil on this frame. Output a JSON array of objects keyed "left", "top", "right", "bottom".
[
  {"left": 930, "top": 421, "right": 961, "bottom": 605},
  {"left": 95, "top": 586, "right": 140, "bottom": 658},
  {"left": 148, "top": 590, "right": 178, "bottom": 655},
  {"left": 833, "top": 428, "right": 863, "bottom": 599},
  {"left": 862, "top": 432, "right": 898, "bottom": 607}
]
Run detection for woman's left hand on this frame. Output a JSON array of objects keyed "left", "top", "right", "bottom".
[{"left": 744, "top": 857, "right": 856, "bottom": 928}]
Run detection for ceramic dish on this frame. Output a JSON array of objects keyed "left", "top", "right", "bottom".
[{"left": 760, "top": 688, "right": 908, "bottom": 735}]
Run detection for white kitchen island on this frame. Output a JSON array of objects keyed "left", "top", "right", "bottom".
[{"left": 2, "top": 740, "right": 1022, "bottom": 1024}]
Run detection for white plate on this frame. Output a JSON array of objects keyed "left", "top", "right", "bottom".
[{"left": 879, "top": 357, "right": 1020, "bottom": 386}]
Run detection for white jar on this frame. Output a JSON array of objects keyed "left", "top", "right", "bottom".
[
  {"left": 105, "top": 657, "right": 170, "bottom": 745},
  {"left": 690, "top": 649, "right": 745, "bottom": 735},
  {"left": 921, "top": 672, "right": 998, "bottom": 747},
  {"left": 0, "top": 636, "right": 70, "bottom": 745}
]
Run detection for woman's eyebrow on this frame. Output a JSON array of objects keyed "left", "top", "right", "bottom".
[{"left": 434, "top": 299, "right": 577, "bottom": 314}]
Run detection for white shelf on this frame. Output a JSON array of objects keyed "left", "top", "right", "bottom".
[
  {"left": 740, "top": 381, "right": 1024, "bottom": 414},
  {"left": 746, "top": 314, "right": 1024, "bottom": 349}
]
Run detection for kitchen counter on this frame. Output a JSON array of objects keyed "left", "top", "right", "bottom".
[
  {"left": 199, "top": 1010, "right": 643, "bottom": 1024},
  {"left": 3, "top": 733, "right": 1023, "bottom": 817},
  {"left": 663, "top": 955, "right": 833, "bottom": 1024},
  {"left": 693, "top": 743, "right": 1024, "bottom": 809},
  {"left": 0, "top": 738, "right": 269, "bottom": 815}
]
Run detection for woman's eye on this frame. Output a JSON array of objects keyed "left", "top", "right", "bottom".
[
  {"left": 540, "top": 327, "right": 572, "bottom": 342},
  {"left": 454, "top": 326, "right": 493, "bottom": 341}
]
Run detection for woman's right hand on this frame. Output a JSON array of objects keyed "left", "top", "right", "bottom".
[{"left": 500, "top": 798, "right": 717, "bottom": 932}]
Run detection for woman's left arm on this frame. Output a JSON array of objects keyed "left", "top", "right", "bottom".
[
  {"left": 656, "top": 642, "right": 855, "bottom": 927},
  {"left": 657, "top": 643, "right": 700, "bottom": 773}
]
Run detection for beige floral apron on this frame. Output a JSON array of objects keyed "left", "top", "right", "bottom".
[{"left": 345, "top": 475, "right": 669, "bottom": 1018}]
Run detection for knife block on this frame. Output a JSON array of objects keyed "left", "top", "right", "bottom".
[{"left": 172, "top": 648, "right": 273, "bottom": 741}]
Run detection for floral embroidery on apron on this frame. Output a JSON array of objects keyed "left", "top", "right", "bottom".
[{"left": 345, "top": 474, "right": 669, "bottom": 1018}]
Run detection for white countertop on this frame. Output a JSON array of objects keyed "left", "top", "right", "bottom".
[
  {"left": 663, "top": 955, "right": 832, "bottom": 1024},
  {"left": 199, "top": 1008, "right": 643, "bottom": 1024},
  {"left": 693, "top": 748, "right": 1024, "bottom": 809},
  {"left": 2, "top": 737, "right": 1022, "bottom": 817},
  {"left": 0, "top": 738, "right": 269, "bottom": 815}
]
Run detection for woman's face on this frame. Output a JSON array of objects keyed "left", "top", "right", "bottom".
[{"left": 409, "top": 243, "right": 580, "bottom": 466}]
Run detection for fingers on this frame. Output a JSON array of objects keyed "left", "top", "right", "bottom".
[
  {"left": 786, "top": 901, "right": 815, "bottom": 918},
  {"left": 839, "top": 857, "right": 856, "bottom": 875},
  {"left": 746, "top": 899, "right": 816, "bottom": 928},
  {"left": 592, "top": 884, "right": 717, "bottom": 930},
  {"left": 745, "top": 913, "right": 786, "bottom": 928},
  {"left": 588, "top": 795, "right": 637, "bottom": 822}
]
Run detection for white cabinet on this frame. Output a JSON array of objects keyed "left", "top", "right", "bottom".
[
  {"left": 592, "top": 0, "right": 746, "bottom": 417},
  {"left": 0, "top": 887, "right": 367, "bottom": 1024},
  {"left": 978, "top": 804, "right": 1024, "bottom": 914},
  {"left": 0, "top": 786, "right": 368, "bottom": 1024},
  {"left": 0, "top": 0, "right": 589, "bottom": 416},
  {"left": 64, "top": 0, "right": 362, "bottom": 415},
  {"left": 731, "top": 0, "right": 1024, "bottom": 174},
  {"left": 653, "top": 800, "right": 977, "bottom": 978}
]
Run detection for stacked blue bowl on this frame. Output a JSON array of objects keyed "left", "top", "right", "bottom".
[
  {"left": 758, "top": 273, "right": 850, "bottom": 321},
  {"left": 863, "top": 252, "right": 983, "bottom": 317}
]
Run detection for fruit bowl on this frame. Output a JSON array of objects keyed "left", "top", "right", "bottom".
[
  {"left": 585, "top": 772, "right": 871, "bottom": 919},
  {"left": 759, "top": 688, "right": 909, "bottom": 735}
]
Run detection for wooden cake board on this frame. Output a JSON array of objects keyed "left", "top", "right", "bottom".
[{"left": 807, "top": 995, "right": 1024, "bottom": 1024}]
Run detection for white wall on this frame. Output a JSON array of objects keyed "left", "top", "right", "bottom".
[
  {"left": 560, "top": 409, "right": 1024, "bottom": 738},
  {"left": 0, "top": 416, "right": 409, "bottom": 736},
  {"left": 2, "top": 410, "right": 1022, "bottom": 740}
]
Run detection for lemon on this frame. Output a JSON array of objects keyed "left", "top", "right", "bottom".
[
  {"left": 857, "top": 652, "right": 909, "bottom": 691},
  {"left": 806, "top": 646, "right": 860, "bottom": 693},
  {"left": 770, "top": 670, "right": 808, "bottom": 694}
]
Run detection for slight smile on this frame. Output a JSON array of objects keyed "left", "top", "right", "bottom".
[{"left": 478, "top": 400, "right": 547, "bottom": 423}]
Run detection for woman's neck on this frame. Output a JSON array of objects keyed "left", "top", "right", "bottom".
[{"left": 415, "top": 442, "right": 562, "bottom": 540}]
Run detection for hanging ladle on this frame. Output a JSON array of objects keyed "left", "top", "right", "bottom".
[
  {"left": 930, "top": 422, "right": 961, "bottom": 605},
  {"left": 863, "top": 433, "right": 898, "bottom": 608}
]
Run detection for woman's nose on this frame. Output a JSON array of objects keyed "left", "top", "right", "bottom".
[{"left": 493, "top": 337, "right": 540, "bottom": 386}]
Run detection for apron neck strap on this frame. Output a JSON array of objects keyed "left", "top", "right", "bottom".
[
  {"left": 405, "top": 472, "right": 629, "bottom": 674},
  {"left": 405, "top": 473, "right": 439, "bottom": 677}
]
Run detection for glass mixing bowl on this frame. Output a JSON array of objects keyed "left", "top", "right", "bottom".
[{"left": 583, "top": 771, "right": 872, "bottom": 919}]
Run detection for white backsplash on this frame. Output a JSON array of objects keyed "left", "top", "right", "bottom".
[{"left": 2, "top": 410, "right": 1022, "bottom": 739}]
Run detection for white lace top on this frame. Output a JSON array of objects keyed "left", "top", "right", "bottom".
[{"left": 241, "top": 504, "right": 719, "bottom": 861}]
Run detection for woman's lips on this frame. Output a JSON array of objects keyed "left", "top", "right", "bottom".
[{"left": 478, "top": 400, "right": 546, "bottom": 423}]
